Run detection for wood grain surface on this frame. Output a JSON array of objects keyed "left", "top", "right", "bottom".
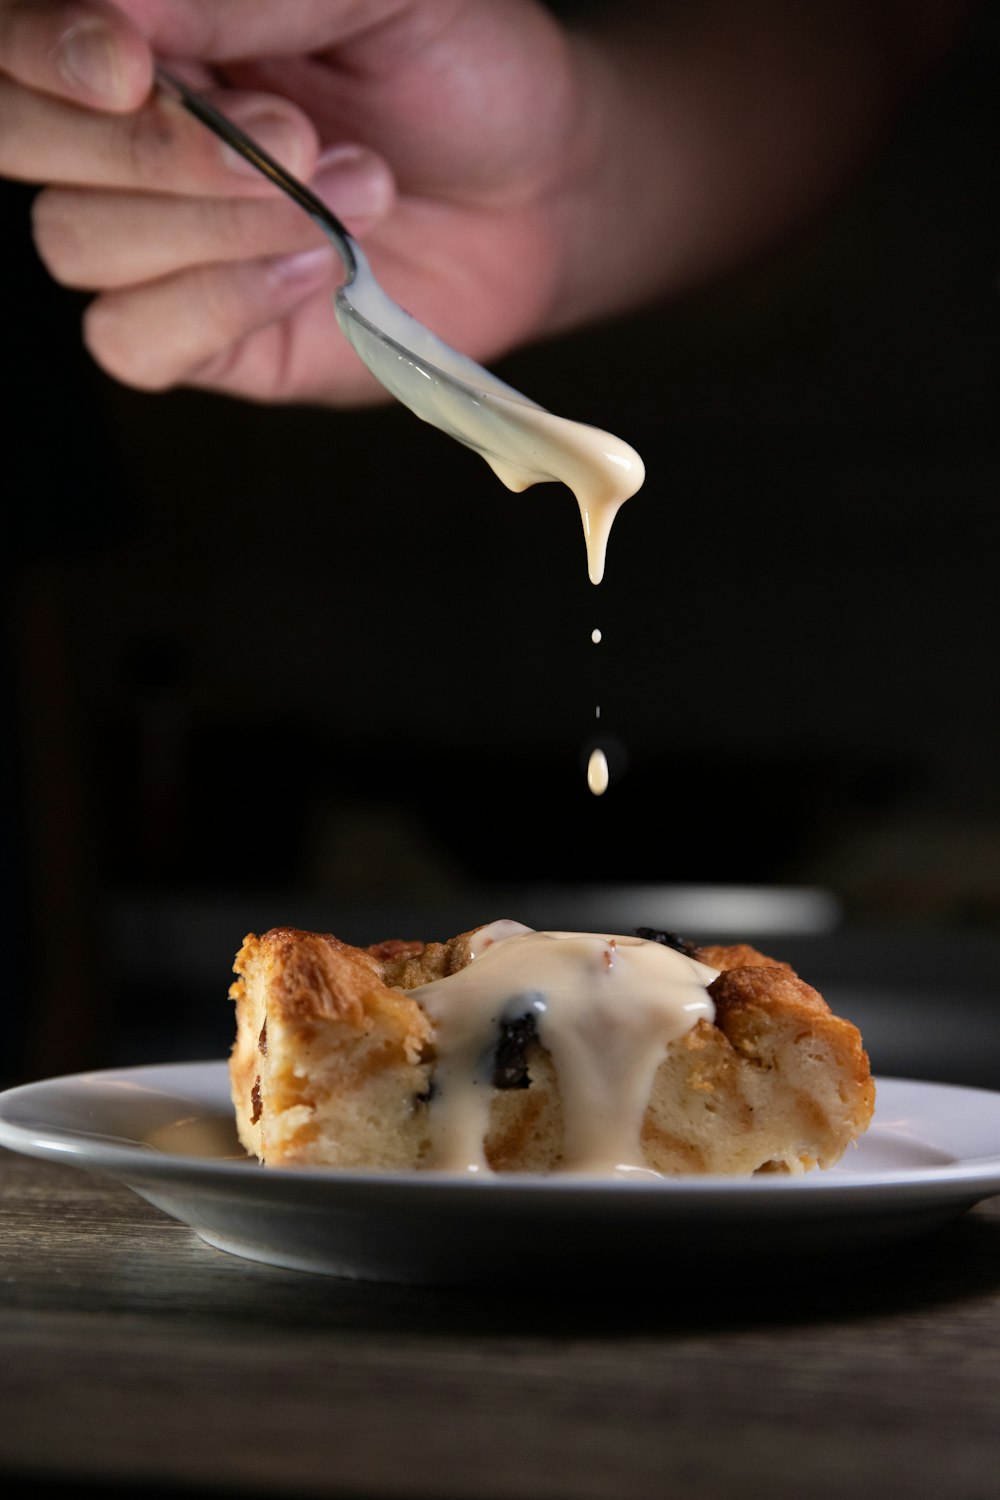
[{"left": 2, "top": 1147, "right": 1000, "bottom": 1500}]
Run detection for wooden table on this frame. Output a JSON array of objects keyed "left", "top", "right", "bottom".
[{"left": 3, "top": 1146, "right": 1000, "bottom": 1500}]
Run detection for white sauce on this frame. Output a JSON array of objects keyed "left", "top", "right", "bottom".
[
  {"left": 411, "top": 924, "right": 718, "bottom": 1175},
  {"left": 587, "top": 748, "right": 609, "bottom": 796},
  {"left": 336, "top": 247, "right": 645, "bottom": 584}
]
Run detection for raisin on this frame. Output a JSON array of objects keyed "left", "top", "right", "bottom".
[
  {"left": 250, "top": 1075, "right": 263, "bottom": 1124},
  {"left": 635, "top": 927, "right": 698, "bottom": 957},
  {"left": 493, "top": 1013, "right": 537, "bottom": 1090}
]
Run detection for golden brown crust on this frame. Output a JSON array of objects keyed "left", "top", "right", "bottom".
[
  {"left": 707, "top": 965, "right": 868, "bottom": 1097},
  {"left": 229, "top": 928, "right": 436, "bottom": 1167},
  {"left": 370, "top": 929, "right": 478, "bottom": 990},
  {"left": 692, "top": 942, "right": 793, "bottom": 973},
  {"left": 250, "top": 929, "right": 378, "bottom": 1024}
]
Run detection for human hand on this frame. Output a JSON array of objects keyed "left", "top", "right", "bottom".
[{"left": 0, "top": 0, "right": 597, "bottom": 406}]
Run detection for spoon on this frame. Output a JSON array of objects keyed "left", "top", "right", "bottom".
[{"left": 156, "top": 67, "right": 644, "bottom": 583}]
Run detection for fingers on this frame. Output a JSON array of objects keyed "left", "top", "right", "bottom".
[
  {"left": 181, "top": 302, "right": 387, "bottom": 408},
  {"left": 32, "top": 146, "right": 395, "bottom": 288},
  {"left": 0, "top": 76, "right": 321, "bottom": 193},
  {"left": 113, "top": 0, "right": 409, "bottom": 64},
  {"left": 81, "top": 244, "right": 387, "bottom": 407},
  {"left": 69, "top": 139, "right": 396, "bottom": 393},
  {"left": 82, "top": 241, "right": 340, "bottom": 391},
  {"left": 0, "top": 0, "right": 408, "bottom": 108},
  {"left": 0, "top": 0, "right": 151, "bottom": 111}
]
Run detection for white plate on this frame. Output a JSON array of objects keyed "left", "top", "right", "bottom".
[{"left": 1, "top": 1062, "right": 999, "bottom": 1284}]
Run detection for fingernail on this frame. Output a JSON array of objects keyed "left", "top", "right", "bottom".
[
  {"left": 312, "top": 147, "right": 393, "bottom": 226},
  {"left": 58, "top": 19, "right": 126, "bottom": 105},
  {"left": 223, "top": 111, "right": 308, "bottom": 178},
  {"left": 266, "top": 244, "right": 338, "bottom": 288}
]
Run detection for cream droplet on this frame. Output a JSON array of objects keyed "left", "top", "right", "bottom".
[
  {"left": 587, "top": 748, "right": 609, "bottom": 796},
  {"left": 591, "top": 628, "right": 602, "bottom": 644}
]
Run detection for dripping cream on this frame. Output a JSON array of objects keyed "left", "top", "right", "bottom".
[{"left": 411, "top": 922, "right": 718, "bottom": 1176}]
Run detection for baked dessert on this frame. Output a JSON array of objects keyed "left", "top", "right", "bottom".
[{"left": 228, "top": 920, "right": 874, "bottom": 1177}]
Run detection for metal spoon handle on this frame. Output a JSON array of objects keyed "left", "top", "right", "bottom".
[{"left": 154, "top": 65, "right": 357, "bottom": 280}]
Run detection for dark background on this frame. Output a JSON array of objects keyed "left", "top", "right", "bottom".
[{"left": 3, "top": 2, "right": 1000, "bottom": 1086}]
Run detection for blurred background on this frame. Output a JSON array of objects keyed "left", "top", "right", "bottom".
[{"left": 3, "top": 1, "right": 1000, "bottom": 1091}]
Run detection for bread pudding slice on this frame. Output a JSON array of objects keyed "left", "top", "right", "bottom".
[{"left": 228, "top": 922, "right": 874, "bottom": 1176}]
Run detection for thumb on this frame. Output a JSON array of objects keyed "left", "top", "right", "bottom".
[
  {"left": 114, "top": 0, "right": 416, "bottom": 63},
  {"left": 1, "top": 0, "right": 152, "bottom": 112}
]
